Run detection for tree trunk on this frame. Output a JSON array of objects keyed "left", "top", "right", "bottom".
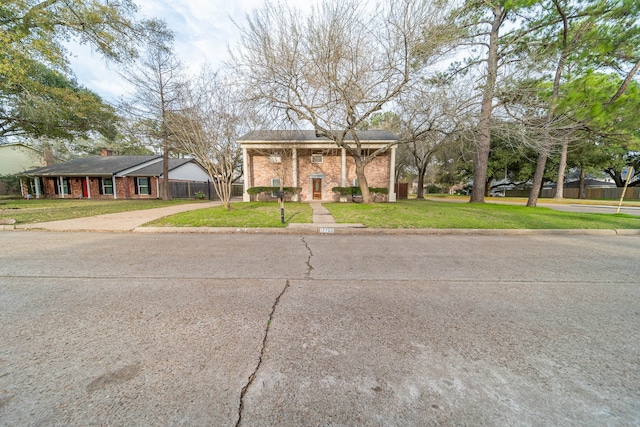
[
  {"left": 416, "top": 165, "right": 427, "bottom": 199},
  {"left": 354, "top": 157, "right": 372, "bottom": 203},
  {"left": 554, "top": 138, "right": 569, "bottom": 199},
  {"left": 578, "top": 168, "right": 586, "bottom": 199},
  {"left": 527, "top": 149, "right": 548, "bottom": 207},
  {"left": 527, "top": 0, "right": 570, "bottom": 207},
  {"left": 470, "top": 5, "right": 504, "bottom": 203}
]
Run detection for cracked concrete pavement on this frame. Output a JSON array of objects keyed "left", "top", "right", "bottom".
[{"left": 1, "top": 232, "right": 639, "bottom": 426}]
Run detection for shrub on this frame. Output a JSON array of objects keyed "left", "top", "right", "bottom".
[
  {"left": 426, "top": 184, "right": 442, "bottom": 194},
  {"left": 247, "top": 186, "right": 302, "bottom": 201},
  {"left": 331, "top": 186, "right": 388, "bottom": 195},
  {"left": 0, "top": 174, "right": 22, "bottom": 195}
]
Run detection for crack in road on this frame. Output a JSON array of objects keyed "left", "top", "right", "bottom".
[
  {"left": 301, "top": 237, "right": 314, "bottom": 278},
  {"left": 235, "top": 279, "right": 290, "bottom": 427}
]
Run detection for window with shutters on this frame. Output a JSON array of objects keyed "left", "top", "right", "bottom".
[
  {"left": 101, "top": 178, "right": 113, "bottom": 195},
  {"left": 136, "top": 177, "right": 150, "bottom": 195},
  {"left": 54, "top": 177, "right": 70, "bottom": 195}
]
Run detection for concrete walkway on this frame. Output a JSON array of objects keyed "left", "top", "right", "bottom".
[
  {"left": 287, "top": 201, "right": 365, "bottom": 230},
  {"left": 13, "top": 201, "right": 223, "bottom": 232}
]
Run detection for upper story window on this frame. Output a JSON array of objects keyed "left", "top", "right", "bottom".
[
  {"left": 269, "top": 154, "right": 282, "bottom": 163},
  {"left": 311, "top": 151, "right": 323, "bottom": 163}
]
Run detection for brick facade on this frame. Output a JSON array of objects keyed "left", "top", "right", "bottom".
[
  {"left": 247, "top": 148, "right": 392, "bottom": 202},
  {"left": 30, "top": 176, "right": 159, "bottom": 199},
  {"left": 240, "top": 130, "right": 398, "bottom": 203}
]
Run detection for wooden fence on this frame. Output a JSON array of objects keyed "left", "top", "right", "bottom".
[
  {"left": 166, "top": 181, "right": 244, "bottom": 200},
  {"left": 506, "top": 187, "right": 640, "bottom": 200}
]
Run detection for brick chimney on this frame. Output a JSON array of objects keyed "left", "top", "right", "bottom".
[{"left": 100, "top": 148, "right": 113, "bottom": 156}]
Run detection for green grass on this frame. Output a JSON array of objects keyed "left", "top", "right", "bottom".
[
  {"left": 2, "top": 197, "right": 638, "bottom": 229},
  {"left": 146, "top": 202, "right": 313, "bottom": 228},
  {"left": 324, "top": 199, "right": 640, "bottom": 229},
  {"left": 0, "top": 198, "right": 204, "bottom": 224}
]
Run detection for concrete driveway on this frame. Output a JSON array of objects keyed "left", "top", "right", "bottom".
[
  {"left": 13, "top": 201, "right": 223, "bottom": 232},
  {"left": 1, "top": 232, "right": 638, "bottom": 426}
]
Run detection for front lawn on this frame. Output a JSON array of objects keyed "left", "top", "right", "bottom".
[
  {"left": 146, "top": 202, "right": 314, "bottom": 228},
  {"left": 0, "top": 198, "right": 204, "bottom": 224},
  {"left": 324, "top": 199, "right": 640, "bottom": 229}
]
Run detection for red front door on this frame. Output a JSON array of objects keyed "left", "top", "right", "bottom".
[
  {"left": 312, "top": 178, "right": 322, "bottom": 200},
  {"left": 82, "top": 178, "right": 89, "bottom": 198}
]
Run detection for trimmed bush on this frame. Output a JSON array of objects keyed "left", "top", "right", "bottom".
[
  {"left": 247, "top": 186, "right": 302, "bottom": 201},
  {"left": 331, "top": 186, "right": 388, "bottom": 195},
  {"left": 331, "top": 186, "right": 389, "bottom": 202}
]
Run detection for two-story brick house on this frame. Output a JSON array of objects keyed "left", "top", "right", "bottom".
[{"left": 239, "top": 130, "right": 398, "bottom": 202}]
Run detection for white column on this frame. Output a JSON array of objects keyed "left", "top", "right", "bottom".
[
  {"left": 388, "top": 146, "right": 397, "bottom": 202},
  {"left": 156, "top": 177, "right": 160, "bottom": 199},
  {"left": 20, "top": 179, "right": 25, "bottom": 198},
  {"left": 86, "top": 177, "right": 91, "bottom": 199},
  {"left": 34, "top": 178, "right": 40, "bottom": 198},
  {"left": 341, "top": 148, "right": 347, "bottom": 187},
  {"left": 58, "top": 177, "right": 65, "bottom": 198},
  {"left": 242, "top": 148, "right": 250, "bottom": 201},
  {"left": 292, "top": 148, "right": 298, "bottom": 202},
  {"left": 113, "top": 175, "right": 117, "bottom": 199}
]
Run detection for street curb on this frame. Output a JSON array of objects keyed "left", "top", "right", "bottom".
[{"left": 134, "top": 226, "right": 640, "bottom": 236}]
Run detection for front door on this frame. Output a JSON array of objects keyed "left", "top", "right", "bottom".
[
  {"left": 312, "top": 178, "right": 322, "bottom": 200},
  {"left": 82, "top": 178, "right": 89, "bottom": 198}
]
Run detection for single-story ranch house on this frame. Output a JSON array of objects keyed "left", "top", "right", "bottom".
[
  {"left": 239, "top": 130, "right": 398, "bottom": 202},
  {"left": 20, "top": 151, "right": 210, "bottom": 199}
]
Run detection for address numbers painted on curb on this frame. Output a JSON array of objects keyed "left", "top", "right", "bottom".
[{"left": 319, "top": 227, "right": 335, "bottom": 234}]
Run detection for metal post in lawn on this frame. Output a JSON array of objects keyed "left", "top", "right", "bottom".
[
  {"left": 616, "top": 166, "right": 634, "bottom": 214},
  {"left": 277, "top": 190, "right": 285, "bottom": 224}
]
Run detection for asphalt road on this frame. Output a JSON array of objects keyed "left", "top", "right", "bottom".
[{"left": 1, "top": 232, "right": 639, "bottom": 426}]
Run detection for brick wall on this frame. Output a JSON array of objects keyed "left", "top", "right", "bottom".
[
  {"left": 32, "top": 176, "right": 159, "bottom": 199},
  {"left": 248, "top": 149, "right": 390, "bottom": 201}
]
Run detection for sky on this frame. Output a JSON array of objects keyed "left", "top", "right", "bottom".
[{"left": 67, "top": 0, "right": 315, "bottom": 102}]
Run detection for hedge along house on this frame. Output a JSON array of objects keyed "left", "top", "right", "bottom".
[
  {"left": 239, "top": 130, "right": 399, "bottom": 202},
  {"left": 20, "top": 151, "right": 210, "bottom": 199}
]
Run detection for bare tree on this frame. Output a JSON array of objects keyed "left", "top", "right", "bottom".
[
  {"left": 396, "top": 82, "right": 475, "bottom": 199},
  {"left": 233, "top": 0, "right": 455, "bottom": 203},
  {"left": 168, "top": 71, "right": 245, "bottom": 210},
  {"left": 120, "top": 34, "right": 183, "bottom": 200}
]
